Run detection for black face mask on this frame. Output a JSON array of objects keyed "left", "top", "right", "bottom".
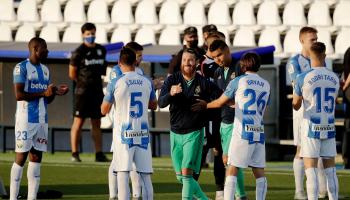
[{"left": 188, "top": 40, "right": 198, "bottom": 48}]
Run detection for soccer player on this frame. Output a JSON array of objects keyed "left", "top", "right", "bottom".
[
  {"left": 69, "top": 22, "right": 108, "bottom": 162},
  {"left": 209, "top": 40, "right": 247, "bottom": 200},
  {"left": 292, "top": 42, "right": 339, "bottom": 200},
  {"left": 193, "top": 52, "right": 270, "bottom": 200},
  {"left": 158, "top": 48, "right": 221, "bottom": 199},
  {"left": 10, "top": 37, "right": 68, "bottom": 200},
  {"left": 287, "top": 26, "right": 327, "bottom": 199},
  {"left": 101, "top": 47, "right": 157, "bottom": 200},
  {"left": 201, "top": 24, "right": 218, "bottom": 51}
]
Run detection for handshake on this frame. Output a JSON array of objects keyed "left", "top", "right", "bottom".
[{"left": 44, "top": 84, "right": 69, "bottom": 97}]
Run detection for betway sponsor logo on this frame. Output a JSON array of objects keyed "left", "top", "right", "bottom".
[{"left": 31, "top": 83, "right": 47, "bottom": 90}]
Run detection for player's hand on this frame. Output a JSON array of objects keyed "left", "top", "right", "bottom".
[
  {"left": 44, "top": 84, "right": 55, "bottom": 97},
  {"left": 170, "top": 83, "right": 182, "bottom": 96},
  {"left": 222, "top": 155, "right": 228, "bottom": 166},
  {"left": 191, "top": 99, "right": 207, "bottom": 112},
  {"left": 153, "top": 77, "right": 164, "bottom": 90},
  {"left": 56, "top": 84, "right": 69, "bottom": 96}
]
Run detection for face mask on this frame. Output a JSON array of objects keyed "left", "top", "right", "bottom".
[{"left": 84, "top": 36, "right": 95, "bottom": 44}]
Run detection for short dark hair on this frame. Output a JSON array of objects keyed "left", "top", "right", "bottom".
[
  {"left": 310, "top": 42, "right": 326, "bottom": 56},
  {"left": 216, "top": 31, "right": 226, "bottom": 39},
  {"left": 28, "top": 37, "right": 46, "bottom": 49},
  {"left": 299, "top": 26, "right": 317, "bottom": 39},
  {"left": 240, "top": 52, "right": 261, "bottom": 72},
  {"left": 183, "top": 48, "right": 199, "bottom": 60},
  {"left": 209, "top": 39, "right": 228, "bottom": 52},
  {"left": 125, "top": 42, "right": 143, "bottom": 51},
  {"left": 81, "top": 22, "right": 96, "bottom": 33},
  {"left": 119, "top": 47, "right": 136, "bottom": 66},
  {"left": 184, "top": 26, "right": 197, "bottom": 35},
  {"left": 207, "top": 32, "right": 221, "bottom": 40},
  {"left": 202, "top": 24, "right": 217, "bottom": 33}
]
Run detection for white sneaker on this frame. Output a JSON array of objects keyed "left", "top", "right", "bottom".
[
  {"left": 294, "top": 191, "right": 307, "bottom": 199},
  {"left": 318, "top": 192, "right": 327, "bottom": 199},
  {"left": 215, "top": 191, "right": 224, "bottom": 200}
]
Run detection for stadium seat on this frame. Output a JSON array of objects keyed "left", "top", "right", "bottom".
[
  {"left": 283, "top": 1, "right": 307, "bottom": 27},
  {"left": 17, "top": 0, "right": 40, "bottom": 23},
  {"left": 64, "top": 0, "right": 86, "bottom": 24},
  {"left": 158, "top": 27, "right": 181, "bottom": 45},
  {"left": 0, "top": 0, "right": 16, "bottom": 22},
  {"left": 15, "top": 24, "right": 36, "bottom": 42},
  {"left": 239, "top": 0, "right": 262, "bottom": 7},
  {"left": 41, "top": 0, "right": 63, "bottom": 23},
  {"left": 126, "top": 0, "right": 140, "bottom": 5},
  {"left": 62, "top": 25, "right": 83, "bottom": 43},
  {"left": 216, "top": 26, "right": 232, "bottom": 46},
  {"left": 232, "top": 1, "right": 256, "bottom": 27},
  {"left": 317, "top": 29, "right": 334, "bottom": 55},
  {"left": 258, "top": 28, "right": 283, "bottom": 54},
  {"left": 232, "top": 28, "right": 256, "bottom": 47},
  {"left": 222, "top": 0, "right": 238, "bottom": 6},
  {"left": 334, "top": 28, "right": 350, "bottom": 57},
  {"left": 87, "top": 0, "right": 111, "bottom": 25},
  {"left": 333, "top": 0, "right": 350, "bottom": 27},
  {"left": 283, "top": 28, "right": 302, "bottom": 55},
  {"left": 183, "top": 0, "right": 207, "bottom": 26},
  {"left": 0, "top": 24, "right": 13, "bottom": 42},
  {"left": 110, "top": 26, "right": 132, "bottom": 44},
  {"left": 152, "top": 0, "right": 165, "bottom": 5},
  {"left": 263, "top": 0, "right": 287, "bottom": 7},
  {"left": 307, "top": 1, "right": 332, "bottom": 27},
  {"left": 95, "top": 26, "right": 108, "bottom": 44},
  {"left": 317, "top": 0, "right": 338, "bottom": 6},
  {"left": 208, "top": 0, "right": 232, "bottom": 26},
  {"left": 175, "top": 0, "right": 189, "bottom": 6},
  {"left": 257, "top": 1, "right": 282, "bottom": 26},
  {"left": 159, "top": 0, "right": 182, "bottom": 25},
  {"left": 39, "top": 25, "right": 60, "bottom": 43},
  {"left": 111, "top": 0, "right": 134, "bottom": 25},
  {"left": 134, "top": 27, "right": 156, "bottom": 45},
  {"left": 135, "top": 0, "right": 158, "bottom": 25}
]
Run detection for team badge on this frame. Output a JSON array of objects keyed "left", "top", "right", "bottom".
[
  {"left": 14, "top": 66, "right": 20, "bottom": 75},
  {"left": 287, "top": 63, "right": 294, "bottom": 74},
  {"left": 97, "top": 49, "right": 102, "bottom": 56},
  {"left": 110, "top": 71, "right": 116, "bottom": 79},
  {"left": 195, "top": 85, "right": 201, "bottom": 95}
]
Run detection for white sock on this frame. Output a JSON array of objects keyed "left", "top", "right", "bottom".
[
  {"left": 305, "top": 168, "right": 319, "bottom": 200},
  {"left": 27, "top": 162, "right": 41, "bottom": 200},
  {"left": 224, "top": 176, "right": 237, "bottom": 200},
  {"left": 10, "top": 163, "right": 23, "bottom": 200},
  {"left": 317, "top": 159, "right": 327, "bottom": 195},
  {"left": 130, "top": 170, "right": 141, "bottom": 198},
  {"left": 324, "top": 167, "right": 339, "bottom": 200},
  {"left": 256, "top": 177, "right": 267, "bottom": 200},
  {"left": 108, "top": 162, "right": 118, "bottom": 198},
  {"left": 117, "top": 171, "right": 130, "bottom": 200},
  {"left": 139, "top": 173, "right": 153, "bottom": 200},
  {"left": 293, "top": 158, "right": 305, "bottom": 193}
]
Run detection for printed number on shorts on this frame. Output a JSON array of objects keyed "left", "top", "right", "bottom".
[
  {"left": 130, "top": 92, "right": 143, "bottom": 118},
  {"left": 313, "top": 87, "right": 336, "bottom": 113},
  {"left": 243, "top": 89, "right": 267, "bottom": 115},
  {"left": 16, "top": 131, "right": 28, "bottom": 140}
]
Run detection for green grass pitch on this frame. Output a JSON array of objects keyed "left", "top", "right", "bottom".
[{"left": 0, "top": 152, "right": 350, "bottom": 199}]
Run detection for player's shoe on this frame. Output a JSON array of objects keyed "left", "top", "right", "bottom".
[
  {"left": 109, "top": 197, "right": 117, "bottom": 200},
  {"left": 215, "top": 190, "right": 224, "bottom": 200},
  {"left": 318, "top": 191, "right": 328, "bottom": 199},
  {"left": 71, "top": 152, "right": 82, "bottom": 162},
  {"left": 95, "top": 152, "right": 110, "bottom": 162},
  {"left": 236, "top": 196, "right": 248, "bottom": 200},
  {"left": 294, "top": 191, "right": 307, "bottom": 199}
]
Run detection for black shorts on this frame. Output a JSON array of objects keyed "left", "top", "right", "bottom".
[{"left": 73, "top": 91, "right": 103, "bottom": 119}]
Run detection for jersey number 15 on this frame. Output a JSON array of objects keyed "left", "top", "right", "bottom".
[{"left": 313, "top": 87, "right": 336, "bottom": 113}]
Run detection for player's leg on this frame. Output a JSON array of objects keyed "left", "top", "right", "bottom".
[
  {"left": 130, "top": 166, "right": 141, "bottom": 199},
  {"left": 139, "top": 173, "right": 153, "bottom": 200},
  {"left": 224, "top": 166, "right": 239, "bottom": 200},
  {"left": 304, "top": 158, "right": 319, "bottom": 200},
  {"left": 108, "top": 159, "right": 118, "bottom": 199},
  {"left": 10, "top": 152, "right": 28, "bottom": 200},
  {"left": 322, "top": 158, "right": 338, "bottom": 200},
  {"left": 27, "top": 148, "right": 43, "bottom": 200},
  {"left": 252, "top": 167, "right": 267, "bottom": 200},
  {"left": 317, "top": 159, "right": 328, "bottom": 198},
  {"left": 213, "top": 147, "right": 225, "bottom": 200},
  {"left": 117, "top": 171, "right": 130, "bottom": 200},
  {"left": 70, "top": 116, "right": 85, "bottom": 162},
  {"left": 91, "top": 118, "right": 108, "bottom": 162}
]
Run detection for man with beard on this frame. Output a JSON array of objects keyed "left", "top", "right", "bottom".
[
  {"left": 159, "top": 48, "right": 221, "bottom": 199},
  {"left": 167, "top": 27, "right": 206, "bottom": 76}
]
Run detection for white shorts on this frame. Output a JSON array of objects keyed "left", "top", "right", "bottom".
[
  {"left": 227, "top": 133, "right": 266, "bottom": 168},
  {"left": 300, "top": 135, "right": 337, "bottom": 158},
  {"left": 15, "top": 122, "right": 48, "bottom": 152},
  {"left": 112, "top": 134, "right": 153, "bottom": 173},
  {"left": 293, "top": 108, "right": 303, "bottom": 146}
]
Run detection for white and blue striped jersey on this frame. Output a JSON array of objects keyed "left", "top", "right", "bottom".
[
  {"left": 287, "top": 54, "right": 311, "bottom": 83},
  {"left": 104, "top": 71, "right": 156, "bottom": 149},
  {"left": 109, "top": 65, "right": 144, "bottom": 82},
  {"left": 13, "top": 59, "right": 51, "bottom": 124},
  {"left": 224, "top": 72, "right": 270, "bottom": 144},
  {"left": 294, "top": 67, "right": 339, "bottom": 139}
]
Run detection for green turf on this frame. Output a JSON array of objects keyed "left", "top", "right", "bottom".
[{"left": 0, "top": 152, "right": 350, "bottom": 199}]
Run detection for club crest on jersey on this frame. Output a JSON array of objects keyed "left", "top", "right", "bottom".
[
  {"left": 194, "top": 85, "right": 201, "bottom": 96},
  {"left": 14, "top": 66, "right": 20, "bottom": 75}
]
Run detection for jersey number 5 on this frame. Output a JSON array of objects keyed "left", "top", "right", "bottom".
[
  {"left": 130, "top": 92, "right": 143, "bottom": 118},
  {"left": 243, "top": 89, "right": 268, "bottom": 115},
  {"left": 313, "top": 87, "right": 336, "bottom": 113}
]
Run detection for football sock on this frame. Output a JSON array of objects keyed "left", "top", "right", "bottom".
[
  {"left": 139, "top": 173, "right": 153, "bottom": 200},
  {"left": 130, "top": 170, "right": 141, "bottom": 198},
  {"left": 236, "top": 168, "right": 246, "bottom": 197},
  {"left": 10, "top": 162, "right": 23, "bottom": 200},
  {"left": 108, "top": 162, "right": 118, "bottom": 199},
  {"left": 224, "top": 176, "right": 237, "bottom": 200},
  {"left": 293, "top": 158, "right": 305, "bottom": 193},
  {"left": 27, "top": 162, "right": 41, "bottom": 200},
  {"left": 117, "top": 171, "right": 130, "bottom": 200},
  {"left": 305, "top": 168, "right": 319, "bottom": 200},
  {"left": 324, "top": 167, "right": 339, "bottom": 200},
  {"left": 182, "top": 175, "right": 208, "bottom": 200},
  {"left": 256, "top": 177, "right": 267, "bottom": 200},
  {"left": 317, "top": 159, "right": 327, "bottom": 195}
]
